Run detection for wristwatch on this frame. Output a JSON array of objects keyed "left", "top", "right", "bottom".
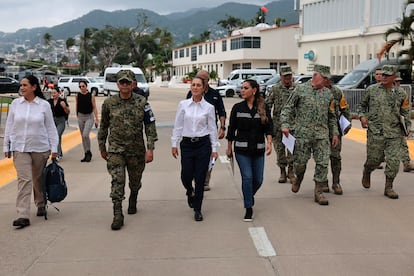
[{"left": 220, "top": 126, "right": 226, "bottom": 131}]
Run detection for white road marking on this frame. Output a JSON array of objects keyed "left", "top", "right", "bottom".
[{"left": 248, "top": 227, "right": 276, "bottom": 257}]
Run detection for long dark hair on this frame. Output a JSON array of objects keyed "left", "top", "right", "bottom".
[
  {"left": 243, "top": 79, "right": 268, "bottom": 124},
  {"left": 23, "top": 75, "right": 45, "bottom": 99}
]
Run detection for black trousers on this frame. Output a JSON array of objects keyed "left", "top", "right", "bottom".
[{"left": 180, "top": 136, "right": 211, "bottom": 211}]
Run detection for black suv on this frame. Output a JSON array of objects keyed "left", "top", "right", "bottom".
[{"left": 0, "top": 76, "right": 20, "bottom": 93}]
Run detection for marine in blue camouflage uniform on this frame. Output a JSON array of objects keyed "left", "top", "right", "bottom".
[
  {"left": 358, "top": 65, "right": 411, "bottom": 199},
  {"left": 265, "top": 65, "right": 296, "bottom": 184},
  {"left": 281, "top": 64, "right": 339, "bottom": 205},
  {"left": 98, "top": 69, "right": 158, "bottom": 230}
]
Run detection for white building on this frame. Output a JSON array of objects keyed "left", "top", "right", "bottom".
[
  {"left": 172, "top": 23, "right": 299, "bottom": 81},
  {"left": 297, "top": 0, "right": 406, "bottom": 74}
]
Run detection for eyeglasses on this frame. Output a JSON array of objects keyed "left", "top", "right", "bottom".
[{"left": 119, "top": 79, "right": 132, "bottom": 85}]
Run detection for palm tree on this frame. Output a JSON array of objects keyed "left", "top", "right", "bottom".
[
  {"left": 274, "top": 17, "right": 286, "bottom": 27},
  {"left": 379, "top": 0, "right": 414, "bottom": 61},
  {"left": 218, "top": 15, "right": 244, "bottom": 36}
]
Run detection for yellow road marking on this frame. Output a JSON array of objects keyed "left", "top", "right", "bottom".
[{"left": 0, "top": 130, "right": 96, "bottom": 188}]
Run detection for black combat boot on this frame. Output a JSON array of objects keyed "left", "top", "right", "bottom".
[
  {"left": 84, "top": 150, "right": 92, "bottom": 162},
  {"left": 127, "top": 191, "right": 139, "bottom": 214}
]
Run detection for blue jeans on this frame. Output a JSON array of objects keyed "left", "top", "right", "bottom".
[{"left": 235, "top": 153, "right": 265, "bottom": 208}]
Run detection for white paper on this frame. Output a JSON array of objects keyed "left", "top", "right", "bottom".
[
  {"left": 282, "top": 134, "right": 296, "bottom": 154},
  {"left": 339, "top": 115, "right": 351, "bottom": 135},
  {"left": 208, "top": 157, "right": 215, "bottom": 170}
]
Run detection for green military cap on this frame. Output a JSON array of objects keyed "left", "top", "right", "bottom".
[
  {"left": 116, "top": 69, "right": 135, "bottom": 82},
  {"left": 382, "top": 65, "right": 398, "bottom": 76},
  {"left": 280, "top": 65, "right": 293, "bottom": 76},
  {"left": 313, "top": 64, "right": 331, "bottom": 78}
]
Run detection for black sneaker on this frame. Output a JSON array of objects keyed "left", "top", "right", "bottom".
[
  {"left": 243, "top": 208, "right": 253, "bottom": 222},
  {"left": 12, "top": 218, "right": 30, "bottom": 228},
  {"left": 194, "top": 210, "right": 203, "bottom": 221}
]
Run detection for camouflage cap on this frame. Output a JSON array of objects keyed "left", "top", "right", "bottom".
[
  {"left": 116, "top": 69, "right": 135, "bottom": 82},
  {"left": 381, "top": 64, "right": 398, "bottom": 76},
  {"left": 280, "top": 65, "right": 293, "bottom": 76},
  {"left": 395, "top": 72, "right": 402, "bottom": 81},
  {"left": 313, "top": 64, "right": 331, "bottom": 78}
]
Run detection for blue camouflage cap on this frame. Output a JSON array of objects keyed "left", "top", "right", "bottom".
[
  {"left": 116, "top": 69, "right": 135, "bottom": 82},
  {"left": 381, "top": 65, "right": 398, "bottom": 76},
  {"left": 313, "top": 64, "right": 331, "bottom": 78}
]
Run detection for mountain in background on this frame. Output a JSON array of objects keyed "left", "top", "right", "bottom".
[{"left": 0, "top": 0, "right": 298, "bottom": 47}]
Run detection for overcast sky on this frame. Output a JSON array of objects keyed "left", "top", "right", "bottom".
[{"left": 0, "top": 0, "right": 269, "bottom": 33}]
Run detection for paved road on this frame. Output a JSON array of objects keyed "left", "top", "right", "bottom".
[{"left": 0, "top": 84, "right": 414, "bottom": 275}]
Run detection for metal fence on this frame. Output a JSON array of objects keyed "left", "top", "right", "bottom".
[
  {"left": 343, "top": 84, "right": 412, "bottom": 117},
  {"left": 0, "top": 95, "right": 17, "bottom": 133}
]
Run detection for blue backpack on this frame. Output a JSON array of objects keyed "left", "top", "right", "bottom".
[{"left": 42, "top": 159, "right": 67, "bottom": 219}]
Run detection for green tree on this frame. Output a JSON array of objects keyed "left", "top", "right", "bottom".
[
  {"left": 80, "top": 28, "right": 97, "bottom": 72},
  {"left": 274, "top": 17, "right": 286, "bottom": 27},
  {"left": 43, "top": 33, "right": 52, "bottom": 47},
  {"left": 218, "top": 15, "right": 245, "bottom": 36}
]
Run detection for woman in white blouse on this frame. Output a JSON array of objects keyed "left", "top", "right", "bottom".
[
  {"left": 3, "top": 75, "right": 58, "bottom": 229},
  {"left": 171, "top": 76, "right": 218, "bottom": 221}
]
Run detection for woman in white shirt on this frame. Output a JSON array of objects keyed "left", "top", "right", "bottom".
[
  {"left": 3, "top": 75, "right": 59, "bottom": 229},
  {"left": 171, "top": 76, "right": 218, "bottom": 221}
]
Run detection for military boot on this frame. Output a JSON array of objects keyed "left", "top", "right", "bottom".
[
  {"left": 362, "top": 169, "right": 371, "bottom": 189},
  {"left": 291, "top": 173, "right": 304, "bottom": 193},
  {"left": 111, "top": 202, "right": 124, "bottom": 230},
  {"left": 278, "top": 167, "right": 287, "bottom": 183},
  {"left": 287, "top": 165, "right": 296, "bottom": 184},
  {"left": 384, "top": 177, "right": 399, "bottom": 199},
  {"left": 127, "top": 191, "right": 138, "bottom": 214},
  {"left": 321, "top": 181, "right": 330, "bottom": 193},
  {"left": 314, "top": 182, "right": 329, "bottom": 205},
  {"left": 403, "top": 161, "right": 414, "bottom": 172},
  {"left": 332, "top": 172, "right": 343, "bottom": 195}
]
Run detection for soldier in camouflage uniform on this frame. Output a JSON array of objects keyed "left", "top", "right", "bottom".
[
  {"left": 98, "top": 69, "right": 158, "bottom": 230},
  {"left": 358, "top": 65, "right": 411, "bottom": 199},
  {"left": 265, "top": 65, "right": 296, "bottom": 184},
  {"left": 321, "top": 69, "right": 352, "bottom": 195},
  {"left": 281, "top": 64, "right": 339, "bottom": 205}
]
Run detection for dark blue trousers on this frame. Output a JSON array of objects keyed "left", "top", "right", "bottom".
[{"left": 180, "top": 136, "right": 211, "bottom": 211}]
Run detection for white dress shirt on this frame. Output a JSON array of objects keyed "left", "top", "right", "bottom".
[
  {"left": 3, "top": 96, "right": 59, "bottom": 153},
  {"left": 171, "top": 97, "right": 218, "bottom": 152}
]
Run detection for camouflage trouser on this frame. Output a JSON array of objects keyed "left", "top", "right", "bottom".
[
  {"left": 364, "top": 136, "right": 401, "bottom": 179},
  {"left": 401, "top": 137, "right": 410, "bottom": 163},
  {"left": 107, "top": 152, "right": 145, "bottom": 204},
  {"left": 293, "top": 137, "right": 330, "bottom": 183},
  {"left": 330, "top": 136, "right": 342, "bottom": 175},
  {"left": 273, "top": 129, "right": 293, "bottom": 168}
]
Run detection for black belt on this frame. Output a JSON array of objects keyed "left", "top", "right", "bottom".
[{"left": 182, "top": 135, "right": 209, "bottom": 143}]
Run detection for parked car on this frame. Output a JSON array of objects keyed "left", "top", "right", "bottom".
[
  {"left": 58, "top": 76, "right": 105, "bottom": 96},
  {"left": 217, "top": 84, "right": 237, "bottom": 97},
  {"left": 248, "top": 75, "right": 274, "bottom": 94},
  {"left": 0, "top": 76, "right": 20, "bottom": 93},
  {"left": 264, "top": 75, "right": 312, "bottom": 97}
]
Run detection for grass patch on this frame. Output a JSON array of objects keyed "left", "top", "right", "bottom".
[{"left": 0, "top": 96, "right": 15, "bottom": 104}]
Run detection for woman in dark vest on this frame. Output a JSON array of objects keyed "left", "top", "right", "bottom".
[{"left": 76, "top": 80, "right": 99, "bottom": 162}]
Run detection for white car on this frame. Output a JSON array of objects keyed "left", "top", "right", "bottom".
[
  {"left": 58, "top": 76, "right": 105, "bottom": 96},
  {"left": 216, "top": 84, "right": 237, "bottom": 97}
]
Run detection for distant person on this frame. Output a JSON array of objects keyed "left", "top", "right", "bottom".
[
  {"left": 280, "top": 64, "right": 339, "bottom": 206},
  {"left": 42, "top": 77, "right": 49, "bottom": 92},
  {"left": 76, "top": 80, "right": 99, "bottom": 162},
  {"left": 186, "top": 70, "right": 226, "bottom": 191},
  {"left": 265, "top": 65, "right": 296, "bottom": 184},
  {"left": 48, "top": 88, "right": 70, "bottom": 161},
  {"left": 3, "top": 75, "right": 58, "bottom": 229},
  {"left": 132, "top": 76, "right": 147, "bottom": 98},
  {"left": 98, "top": 69, "right": 158, "bottom": 230},
  {"left": 226, "top": 79, "right": 273, "bottom": 221},
  {"left": 172, "top": 76, "right": 218, "bottom": 222},
  {"left": 358, "top": 65, "right": 411, "bottom": 199}
]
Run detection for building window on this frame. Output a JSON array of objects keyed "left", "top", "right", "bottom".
[
  {"left": 205, "top": 44, "right": 208, "bottom": 55},
  {"left": 186, "top": 48, "right": 189, "bottom": 57},
  {"left": 179, "top": 49, "right": 184, "bottom": 58},
  {"left": 232, "top": 64, "right": 241, "bottom": 70},
  {"left": 191, "top": 47, "right": 197, "bottom": 61},
  {"left": 209, "top": 43, "right": 212, "bottom": 54},
  {"left": 337, "top": 56, "right": 341, "bottom": 70},
  {"left": 242, "top": 63, "right": 251, "bottom": 69},
  {"left": 213, "top": 43, "right": 216, "bottom": 53},
  {"left": 343, "top": 55, "right": 347, "bottom": 70},
  {"left": 269, "top": 62, "right": 278, "bottom": 69},
  {"left": 230, "top": 36, "right": 261, "bottom": 50},
  {"left": 174, "top": 50, "right": 178, "bottom": 59},
  {"left": 222, "top": 40, "right": 227, "bottom": 52},
  {"left": 199, "top": 45, "right": 202, "bottom": 55},
  {"left": 331, "top": 56, "right": 335, "bottom": 70}
]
